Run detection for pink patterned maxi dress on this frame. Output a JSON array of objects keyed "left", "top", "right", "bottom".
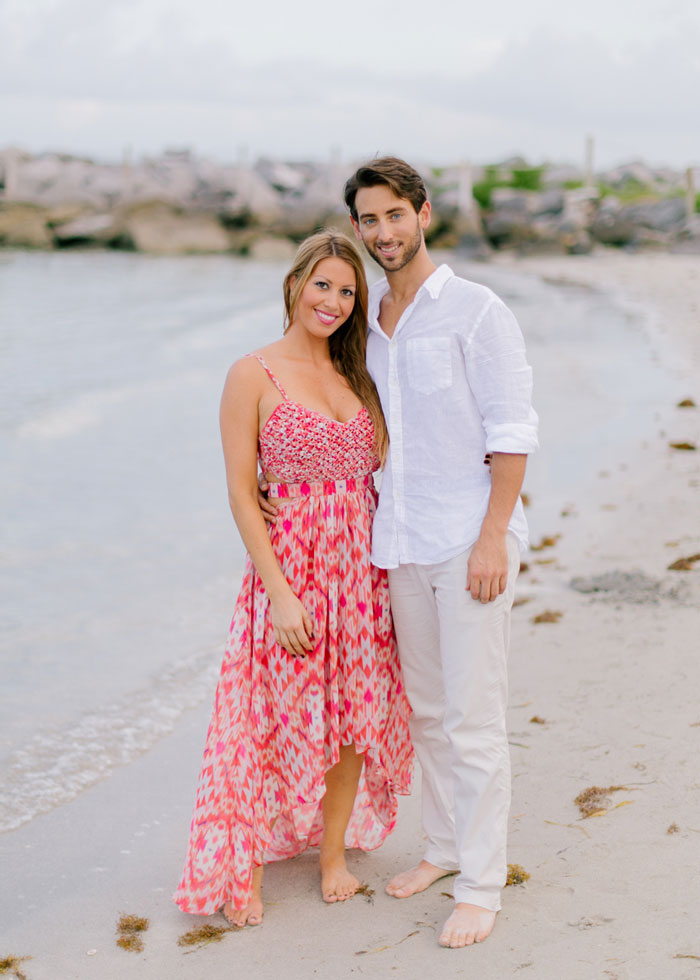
[{"left": 174, "top": 355, "right": 413, "bottom": 914}]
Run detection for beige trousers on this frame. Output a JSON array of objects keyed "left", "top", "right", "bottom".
[{"left": 387, "top": 534, "right": 520, "bottom": 911}]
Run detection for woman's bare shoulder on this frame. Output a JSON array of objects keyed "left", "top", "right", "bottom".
[{"left": 222, "top": 353, "right": 268, "bottom": 400}]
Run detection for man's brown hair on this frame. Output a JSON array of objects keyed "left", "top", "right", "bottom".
[{"left": 344, "top": 156, "right": 428, "bottom": 221}]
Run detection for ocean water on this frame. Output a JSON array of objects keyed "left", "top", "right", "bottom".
[{"left": 0, "top": 249, "right": 671, "bottom": 832}]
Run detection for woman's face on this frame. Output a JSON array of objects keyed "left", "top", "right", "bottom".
[{"left": 292, "top": 257, "right": 357, "bottom": 339}]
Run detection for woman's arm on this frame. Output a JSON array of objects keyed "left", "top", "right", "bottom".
[{"left": 220, "top": 359, "right": 313, "bottom": 657}]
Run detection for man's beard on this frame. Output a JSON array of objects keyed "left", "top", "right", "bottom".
[{"left": 368, "top": 221, "right": 423, "bottom": 272}]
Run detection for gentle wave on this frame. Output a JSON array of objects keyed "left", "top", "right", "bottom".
[
  {"left": 0, "top": 641, "right": 225, "bottom": 833},
  {"left": 17, "top": 371, "right": 210, "bottom": 439}
]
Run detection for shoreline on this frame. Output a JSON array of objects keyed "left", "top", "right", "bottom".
[{"left": 2, "top": 250, "right": 699, "bottom": 979}]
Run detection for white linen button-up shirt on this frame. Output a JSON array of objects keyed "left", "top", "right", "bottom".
[{"left": 367, "top": 264, "right": 539, "bottom": 569}]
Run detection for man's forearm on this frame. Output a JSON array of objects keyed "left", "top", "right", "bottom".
[{"left": 480, "top": 453, "right": 527, "bottom": 536}]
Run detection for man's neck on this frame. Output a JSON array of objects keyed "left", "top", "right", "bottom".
[{"left": 384, "top": 248, "right": 437, "bottom": 305}]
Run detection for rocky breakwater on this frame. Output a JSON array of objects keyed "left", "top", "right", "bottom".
[
  {"left": 474, "top": 159, "right": 700, "bottom": 255},
  {"left": 0, "top": 149, "right": 349, "bottom": 258},
  {"left": 0, "top": 149, "right": 698, "bottom": 257}
]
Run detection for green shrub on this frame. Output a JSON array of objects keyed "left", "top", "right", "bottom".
[
  {"left": 472, "top": 180, "right": 496, "bottom": 209},
  {"left": 511, "top": 167, "right": 543, "bottom": 191}
]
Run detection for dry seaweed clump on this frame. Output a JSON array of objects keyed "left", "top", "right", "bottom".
[
  {"left": 0, "top": 956, "right": 32, "bottom": 980},
  {"left": 530, "top": 534, "right": 561, "bottom": 552},
  {"left": 668, "top": 441, "right": 696, "bottom": 451},
  {"left": 677, "top": 398, "right": 696, "bottom": 408},
  {"left": 177, "top": 924, "right": 232, "bottom": 949},
  {"left": 574, "top": 785, "right": 628, "bottom": 818},
  {"left": 667, "top": 823, "right": 680, "bottom": 834},
  {"left": 533, "top": 610, "right": 562, "bottom": 624},
  {"left": 356, "top": 883, "right": 375, "bottom": 903},
  {"left": 506, "top": 864, "right": 530, "bottom": 886},
  {"left": 668, "top": 553, "right": 700, "bottom": 571},
  {"left": 116, "top": 913, "right": 149, "bottom": 953}
]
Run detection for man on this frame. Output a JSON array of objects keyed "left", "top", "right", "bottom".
[{"left": 343, "top": 157, "right": 538, "bottom": 948}]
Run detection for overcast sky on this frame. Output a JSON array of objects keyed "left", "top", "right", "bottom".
[{"left": 1, "top": 0, "right": 699, "bottom": 168}]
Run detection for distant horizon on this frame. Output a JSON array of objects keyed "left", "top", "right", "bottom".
[{"left": 2, "top": 142, "right": 697, "bottom": 175}]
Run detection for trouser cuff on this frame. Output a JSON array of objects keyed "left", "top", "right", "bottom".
[
  {"left": 452, "top": 883, "right": 502, "bottom": 912},
  {"left": 423, "top": 846, "right": 460, "bottom": 873}
]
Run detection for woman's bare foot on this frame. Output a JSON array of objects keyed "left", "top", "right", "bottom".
[
  {"left": 320, "top": 849, "right": 359, "bottom": 903},
  {"left": 223, "top": 866, "right": 264, "bottom": 927},
  {"left": 438, "top": 903, "right": 496, "bottom": 948},
  {"left": 385, "top": 859, "right": 455, "bottom": 899}
]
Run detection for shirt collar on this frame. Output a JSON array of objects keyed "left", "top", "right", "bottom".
[{"left": 368, "top": 264, "right": 454, "bottom": 334}]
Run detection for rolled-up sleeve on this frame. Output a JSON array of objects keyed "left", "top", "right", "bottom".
[{"left": 463, "top": 297, "right": 539, "bottom": 454}]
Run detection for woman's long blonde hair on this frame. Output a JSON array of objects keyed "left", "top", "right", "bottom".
[{"left": 283, "top": 231, "right": 388, "bottom": 464}]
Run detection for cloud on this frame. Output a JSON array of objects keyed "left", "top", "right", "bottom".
[{"left": 1, "top": 1, "right": 698, "bottom": 166}]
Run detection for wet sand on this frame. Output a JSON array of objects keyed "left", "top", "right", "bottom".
[{"left": 1, "top": 250, "right": 699, "bottom": 980}]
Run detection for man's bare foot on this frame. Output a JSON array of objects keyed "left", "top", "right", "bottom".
[
  {"left": 385, "top": 860, "right": 455, "bottom": 899},
  {"left": 223, "top": 866, "right": 264, "bottom": 927},
  {"left": 438, "top": 903, "right": 496, "bottom": 948},
  {"left": 320, "top": 850, "right": 359, "bottom": 903}
]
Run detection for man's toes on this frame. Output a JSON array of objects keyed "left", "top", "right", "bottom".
[{"left": 386, "top": 882, "right": 408, "bottom": 897}]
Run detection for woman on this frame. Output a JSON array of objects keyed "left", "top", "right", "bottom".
[{"left": 174, "top": 231, "right": 413, "bottom": 927}]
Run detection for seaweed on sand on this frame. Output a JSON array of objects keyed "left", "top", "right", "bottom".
[
  {"left": 506, "top": 864, "right": 530, "bottom": 886},
  {"left": 115, "top": 913, "right": 150, "bottom": 953},
  {"left": 574, "top": 785, "right": 629, "bottom": 818},
  {"left": 356, "top": 883, "right": 375, "bottom": 903},
  {"left": 532, "top": 610, "right": 562, "bottom": 624},
  {"left": 530, "top": 534, "right": 561, "bottom": 552},
  {"left": 0, "top": 955, "right": 32, "bottom": 980},
  {"left": 668, "top": 553, "right": 700, "bottom": 571},
  {"left": 177, "top": 924, "right": 232, "bottom": 949}
]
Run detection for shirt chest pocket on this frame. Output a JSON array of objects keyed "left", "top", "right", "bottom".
[{"left": 406, "top": 337, "right": 453, "bottom": 395}]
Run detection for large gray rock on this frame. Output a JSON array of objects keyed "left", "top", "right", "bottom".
[
  {"left": 590, "top": 207, "right": 637, "bottom": 246},
  {"left": 52, "top": 212, "right": 122, "bottom": 245},
  {"left": 483, "top": 210, "right": 536, "bottom": 248},
  {"left": 0, "top": 203, "right": 52, "bottom": 247},
  {"left": 561, "top": 188, "right": 598, "bottom": 230},
  {"left": 255, "top": 160, "right": 307, "bottom": 195},
  {"left": 490, "top": 189, "right": 530, "bottom": 213},
  {"left": 621, "top": 198, "right": 686, "bottom": 231},
  {"left": 532, "top": 190, "right": 565, "bottom": 217},
  {"left": 217, "top": 167, "right": 284, "bottom": 227},
  {"left": 122, "top": 202, "right": 231, "bottom": 254},
  {"left": 248, "top": 235, "right": 298, "bottom": 262}
]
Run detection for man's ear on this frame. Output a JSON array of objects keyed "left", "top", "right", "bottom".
[
  {"left": 418, "top": 200, "right": 432, "bottom": 231},
  {"left": 349, "top": 217, "right": 363, "bottom": 242}
]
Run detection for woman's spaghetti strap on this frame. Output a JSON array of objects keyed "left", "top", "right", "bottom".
[{"left": 247, "top": 353, "right": 288, "bottom": 399}]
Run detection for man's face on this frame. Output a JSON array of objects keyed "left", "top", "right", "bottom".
[{"left": 351, "top": 184, "right": 431, "bottom": 273}]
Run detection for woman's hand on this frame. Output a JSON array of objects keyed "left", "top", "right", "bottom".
[{"left": 269, "top": 589, "right": 314, "bottom": 657}]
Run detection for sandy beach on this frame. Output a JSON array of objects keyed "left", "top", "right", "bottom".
[{"left": 2, "top": 249, "right": 699, "bottom": 980}]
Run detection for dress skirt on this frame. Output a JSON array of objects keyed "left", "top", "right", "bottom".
[{"left": 174, "top": 475, "right": 413, "bottom": 913}]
